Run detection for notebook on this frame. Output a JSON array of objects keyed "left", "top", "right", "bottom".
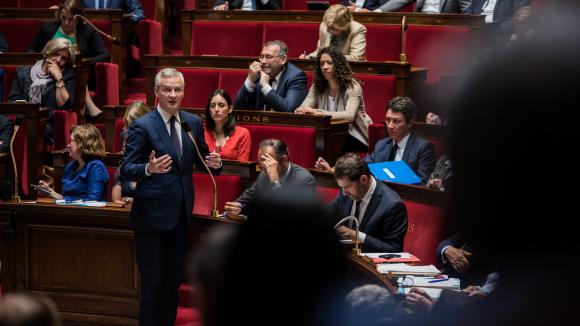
[{"left": 368, "top": 161, "right": 421, "bottom": 185}]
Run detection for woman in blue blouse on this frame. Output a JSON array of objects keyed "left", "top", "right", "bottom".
[{"left": 39, "top": 124, "right": 109, "bottom": 201}]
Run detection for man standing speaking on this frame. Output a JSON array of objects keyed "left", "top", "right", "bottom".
[{"left": 121, "top": 68, "right": 222, "bottom": 325}]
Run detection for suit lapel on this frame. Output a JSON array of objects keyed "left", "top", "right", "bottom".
[
  {"left": 152, "top": 110, "right": 181, "bottom": 171},
  {"left": 180, "top": 112, "right": 194, "bottom": 170},
  {"left": 401, "top": 133, "right": 415, "bottom": 162}
]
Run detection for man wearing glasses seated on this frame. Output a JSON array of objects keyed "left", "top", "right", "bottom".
[{"left": 234, "top": 40, "right": 308, "bottom": 113}]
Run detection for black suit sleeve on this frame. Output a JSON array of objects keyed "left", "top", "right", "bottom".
[
  {"left": 7, "top": 69, "right": 26, "bottom": 103},
  {"left": 362, "top": 201, "right": 408, "bottom": 252},
  {"left": 416, "top": 141, "right": 436, "bottom": 184},
  {"left": 83, "top": 25, "right": 111, "bottom": 65}
]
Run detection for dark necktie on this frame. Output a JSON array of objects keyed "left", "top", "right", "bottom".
[
  {"left": 387, "top": 143, "right": 399, "bottom": 162},
  {"left": 349, "top": 200, "right": 361, "bottom": 228},
  {"left": 170, "top": 116, "right": 181, "bottom": 165}
]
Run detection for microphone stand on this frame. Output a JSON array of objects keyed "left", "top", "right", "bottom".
[
  {"left": 9, "top": 118, "right": 23, "bottom": 203},
  {"left": 399, "top": 16, "right": 408, "bottom": 64},
  {"left": 73, "top": 14, "right": 122, "bottom": 52},
  {"left": 334, "top": 215, "right": 361, "bottom": 255},
  {"left": 181, "top": 122, "right": 219, "bottom": 218}
]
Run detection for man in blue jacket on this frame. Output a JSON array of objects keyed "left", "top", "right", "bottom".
[
  {"left": 235, "top": 40, "right": 308, "bottom": 112},
  {"left": 82, "top": 0, "right": 145, "bottom": 22},
  {"left": 121, "top": 68, "right": 222, "bottom": 326}
]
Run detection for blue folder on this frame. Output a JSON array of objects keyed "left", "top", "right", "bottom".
[{"left": 368, "top": 161, "right": 421, "bottom": 185}]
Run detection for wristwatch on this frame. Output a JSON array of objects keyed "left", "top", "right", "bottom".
[{"left": 55, "top": 79, "right": 65, "bottom": 88}]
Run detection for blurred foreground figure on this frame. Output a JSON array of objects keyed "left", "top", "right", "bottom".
[{"left": 0, "top": 293, "right": 61, "bottom": 326}]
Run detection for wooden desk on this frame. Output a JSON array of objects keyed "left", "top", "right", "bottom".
[
  {"left": 103, "top": 105, "right": 350, "bottom": 165},
  {"left": 143, "top": 55, "right": 427, "bottom": 107}
]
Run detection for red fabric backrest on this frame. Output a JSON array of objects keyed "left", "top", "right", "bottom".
[
  {"left": 1, "top": 0, "right": 18, "bottom": 7},
  {"left": 17, "top": 0, "right": 59, "bottom": 7},
  {"left": 106, "top": 167, "right": 117, "bottom": 202},
  {"left": 91, "top": 19, "right": 114, "bottom": 54},
  {"left": 191, "top": 21, "right": 263, "bottom": 56},
  {"left": 368, "top": 123, "right": 385, "bottom": 154},
  {"left": 179, "top": 68, "right": 220, "bottom": 107},
  {"left": 263, "top": 22, "right": 319, "bottom": 58},
  {"left": 2, "top": 66, "right": 18, "bottom": 102},
  {"left": 365, "top": 24, "right": 401, "bottom": 61},
  {"left": 305, "top": 71, "right": 314, "bottom": 89},
  {"left": 403, "top": 201, "right": 445, "bottom": 265},
  {"left": 140, "top": 0, "right": 156, "bottom": 19},
  {"left": 138, "top": 19, "right": 162, "bottom": 73},
  {"left": 398, "top": 1, "right": 415, "bottom": 12},
  {"left": 218, "top": 69, "right": 247, "bottom": 101},
  {"left": 357, "top": 74, "right": 395, "bottom": 123},
  {"left": 95, "top": 62, "right": 119, "bottom": 107},
  {"left": 113, "top": 118, "right": 125, "bottom": 153},
  {"left": 281, "top": 0, "right": 308, "bottom": 10},
  {"left": 182, "top": 0, "right": 196, "bottom": 9},
  {"left": 243, "top": 124, "right": 316, "bottom": 168},
  {"left": 406, "top": 25, "right": 472, "bottom": 84},
  {"left": 0, "top": 20, "right": 45, "bottom": 51},
  {"left": 317, "top": 186, "right": 339, "bottom": 205},
  {"left": 52, "top": 110, "right": 77, "bottom": 151},
  {"left": 192, "top": 173, "right": 242, "bottom": 216}
]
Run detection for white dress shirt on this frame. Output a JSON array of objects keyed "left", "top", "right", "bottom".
[
  {"left": 349, "top": 176, "right": 377, "bottom": 242},
  {"left": 393, "top": 133, "right": 410, "bottom": 161}
]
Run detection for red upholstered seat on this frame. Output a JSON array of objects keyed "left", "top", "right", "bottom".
[
  {"left": 0, "top": 20, "right": 44, "bottom": 51},
  {"left": 191, "top": 21, "right": 263, "bottom": 56},
  {"left": 192, "top": 173, "right": 243, "bottom": 216},
  {"left": 179, "top": 68, "right": 220, "bottom": 108},
  {"left": 263, "top": 22, "right": 320, "bottom": 58},
  {"left": 174, "top": 306, "right": 202, "bottom": 326},
  {"left": 91, "top": 19, "right": 114, "bottom": 54},
  {"left": 305, "top": 71, "right": 314, "bottom": 88},
  {"left": 243, "top": 124, "right": 317, "bottom": 168},
  {"left": 366, "top": 24, "right": 401, "bottom": 62},
  {"left": 53, "top": 111, "right": 77, "bottom": 151},
  {"left": 137, "top": 19, "right": 163, "bottom": 74},
  {"left": 218, "top": 69, "right": 247, "bottom": 101},
  {"left": 368, "top": 122, "right": 386, "bottom": 154},
  {"left": 357, "top": 74, "right": 396, "bottom": 123},
  {"left": 406, "top": 25, "right": 472, "bottom": 84},
  {"left": 95, "top": 62, "right": 119, "bottom": 107},
  {"left": 317, "top": 186, "right": 339, "bottom": 205},
  {"left": 112, "top": 118, "right": 125, "bottom": 153},
  {"left": 403, "top": 201, "right": 445, "bottom": 265},
  {"left": 281, "top": 0, "right": 308, "bottom": 10},
  {"left": 106, "top": 167, "right": 117, "bottom": 202}
]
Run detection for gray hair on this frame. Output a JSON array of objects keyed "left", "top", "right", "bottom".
[
  {"left": 345, "top": 284, "right": 396, "bottom": 322},
  {"left": 155, "top": 68, "right": 185, "bottom": 88},
  {"left": 41, "top": 38, "right": 74, "bottom": 65},
  {"left": 263, "top": 40, "right": 288, "bottom": 57}
]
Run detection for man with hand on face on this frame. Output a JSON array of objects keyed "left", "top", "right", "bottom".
[
  {"left": 328, "top": 153, "right": 407, "bottom": 252},
  {"left": 234, "top": 40, "right": 308, "bottom": 112},
  {"left": 224, "top": 138, "right": 316, "bottom": 216},
  {"left": 316, "top": 96, "right": 435, "bottom": 184},
  {"left": 121, "top": 68, "right": 222, "bottom": 326}
]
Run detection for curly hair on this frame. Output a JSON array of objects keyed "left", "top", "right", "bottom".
[
  {"left": 205, "top": 89, "right": 236, "bottom": 137},
  {"left": 70, "top": 124, "right": 105, "bottom": 162},
  {"left": 313, "top": 47, "right": 356, "bottom": 95}
]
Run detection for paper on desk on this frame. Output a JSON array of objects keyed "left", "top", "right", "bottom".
[
  {"left": 401, "top": 276, "right": 460, "bottom": 289},
  {"left": 377, "top": 263, "right": 440, "bottom": 276},
  {"left": 55, "top": 200, "right": 107, "bottom": 207},
  {"left": 363, "top": 252, "right": 421, "bottom": 263}
]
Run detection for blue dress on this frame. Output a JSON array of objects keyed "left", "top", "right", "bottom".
[{"left": 62, "top": 160, "right": 109, "bottom": 201}]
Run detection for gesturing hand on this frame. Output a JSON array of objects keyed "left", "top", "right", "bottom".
[
  {"left": 259, "top": 71, "right": 271, "bottom": 88},
  {"left": 45, "top": 59, "right": 63, "bottom": 81},
  {"left": 224, "top": 201, "right": 242, "bottom": 216},
  {"left": 444, "top": 247, "right": 472, "bottom": 274},
  {"left": 260, "top": 153, "right": 280, "bottom": 183},
  {"left": 314, "top": 157, "right": 333, "bottom": 172},
  {"left": 205, "top": 152, "right": 222, "bottom": 169},
  {"left": 337, "top": 226, "right": 356, "bottom": 240},
  {"left": 248, "top": 61, "right": 261, "bottom": 83},
  {"left": 147, "top": 150, "right": 172, "bottom": 174}
]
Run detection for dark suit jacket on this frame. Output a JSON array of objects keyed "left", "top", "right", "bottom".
[
  {"left": 328, "top": 180, "right": 408, "bottom": 252},
  {"left": 121, "top": 109, "right": 220, "bottom": 231},
  {"left": 213, "top": 0, "right": 281, "bottom": 10},
  {"left": 464, "top": 0, "right": 530, "bottom": 32},
  {"left": 236, "top": 163, "right": 316, "bottom": 213},
  {"left": 82, "top": 0, "right": 145, "bottom": 22},
  {"left": 234, "top": 63, "right": 308, "bottom": 112},
  {"left": 357, "top": 0, "right": 384, "bottom": 10},
  {"left": 28, "top": 21, "right": 110, "bottom": 65},
  {"left": 365, "top": 133, "right": 436, "bottom": 184},
  {"left": 0, "top": 115, "right": 14, "bottom": 154},
  {"left": 416, "top": 0, "right": 471, "bottom": 13}
]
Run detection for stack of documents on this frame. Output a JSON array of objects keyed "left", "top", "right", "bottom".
[
  {"left": 55, "top": 200, "right": 108, "bottom": 207},
  {"left": 363, "top": 252, "right": 421, "bottom": 263},
  {"left": 377, "top": 263, "right": 440, "bottom": 276}
]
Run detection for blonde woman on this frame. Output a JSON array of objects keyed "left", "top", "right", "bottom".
[
  {"left": 38, "top": 124, "right": 108, "bottom": 201},
  {"left": 299, "top": 4, "right": 367, "bottom": 61}
]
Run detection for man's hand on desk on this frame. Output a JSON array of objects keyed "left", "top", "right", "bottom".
[
  {"left": 404, "top": 287, "right": 434, "bottom": 314},
  {"left": 462, "top": 285, "right": 487, "bottom": 298},
  {"left": 224, "top": 201, "right": 242, "bottom": 216},
  {"left": 444, "top": 247, "right": 472, "bottom": 274},
  {"left": 337, "top": 226, "right": 356, "bottom": 240}
]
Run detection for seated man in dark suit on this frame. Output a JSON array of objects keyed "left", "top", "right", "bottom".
[
  {"left": 316, "top": 96, "right": 436, "bottom": 184},
  {"left": 345, "top": 0, "right": 387, "bottom": 12},
  {"left": 213, "top": 0, "right": 281, "bottom": 10},
  {"left": 360, "top": 0, "right": 469, "bottom": 13},
  {"left": 328, "top": 153, "right": 408, "bottom": 252},
  {"left": 224, "top": 138, "right": 316, "bottom": 216},
  {"left": 234, "top": 40, "right": 308, "bottom": 113},
  {"left": 464, "top": 0, "right": 530, "bottom": 32},
  {"left": 82, "top": 0, "right": 145, "bottom": 23}
]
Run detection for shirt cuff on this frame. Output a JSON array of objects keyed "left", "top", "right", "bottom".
[
  {"left": 261, "top": 84, "right": 273, "bottom": 96},
  {"left": 440, "top": 245, "right": 452, "bottom": 264},
  {"left": 357, "top": 231, "right": 366, "bottom": 243},
  {"left": 244, "top": 78, "right": 256, "bottom": 93},
  {"left": 373, "top": 9, "right": 383, "bottom": 12},
  {"left": 145, "top": 164, "right": 152, "bottom": 177}
]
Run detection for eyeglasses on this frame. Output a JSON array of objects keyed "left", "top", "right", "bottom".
[{"left": 258, "top": 54, "right": 284, "bottom": 61}]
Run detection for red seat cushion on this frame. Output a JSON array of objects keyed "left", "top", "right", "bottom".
[
  {"left": 366, "top": 24, "right": 401, "bottom": 62},
  {"left": 95, "top": 62, "right": 119, "bottom": 107},
  {"left": 243, "top": 124, "right": 317, "bottom": 168},
  {"left": 0, "top": 20, "right": 45, "bottom": 51},
  {"left": 357, "top": 74, "right": 396, "bottom": 123},
  {"left": 403, "top": 201, "right": 445, "bottom": 265},
  {"left": 53, "top": 111, "right": 77, "bottom": 151},
  {"left": 174, "top": 306, "right": 202, "bottom": 326},
  {"left": 317, "top": 186, "right": 339, "bottom": 205},
  {"left": 191, "top": 21, "right": 263, "bottom": 56},
  {"left": 368, "top": 123, "right": 386, "bottom": 154},
  {"left": 407, "top": 25, "right": 472, "bottom": 84},
  {"left": 305, "top": 71, "right": 314, "bottom": 89},
  {"left": 192, "top": 174, "right": 243, "bottom": 216},
  {"left": 218, "top": 69, "right": 247, "bottom": 101},
  {"left": 179, "top": 68, "right": 220, "bottom": 108},
  {"left": 263, "top": 22, "right": 320, "bottom": 58}
]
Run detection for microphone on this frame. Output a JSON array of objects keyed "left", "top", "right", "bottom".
[
  {"left": 10, "top": 116, "right": 24, "bottom": 203},
  {"left": 73, "top": 15, "right": 122, "bottom": 53},
  {"left": 181, "top": 121, "right": 219, "bottom": 218},
  {"left": 399, "top": 15, "right": 408, "bottom": 63},
  {"left": 334, "top": 215, "right": 361, "bottom": 255}
]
